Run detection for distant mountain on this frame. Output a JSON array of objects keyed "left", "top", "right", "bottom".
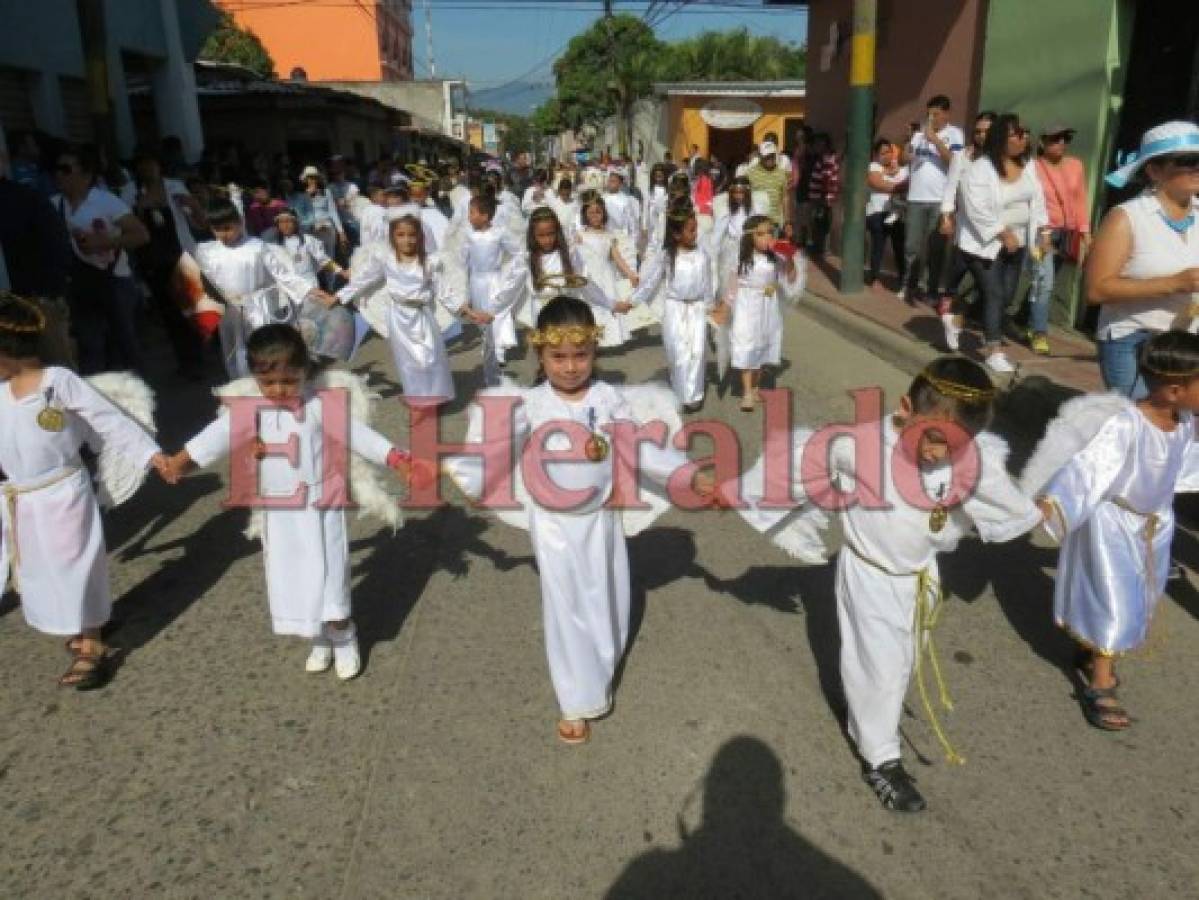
[{"left": 469, "top": 81, "right": 554, "bottom": 116}]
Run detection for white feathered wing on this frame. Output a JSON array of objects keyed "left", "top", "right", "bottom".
[
  {"left": 1018, "top": 392, "right": 1133, "bottom": 498},
  {"left": 85, "top": 372, "right": 158, "bottom": 508}
]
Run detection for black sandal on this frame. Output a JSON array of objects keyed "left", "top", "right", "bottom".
[
  {"left": 1073, "top": 648, "right": 1119, "bottom": 690},
  {"left": 58, "top": 650, "right": 112, "bottom": 692},
  {"left": 1080, "top": 685, "right": 1130, "bottom": 731}
]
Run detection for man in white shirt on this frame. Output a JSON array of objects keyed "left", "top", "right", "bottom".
[
  {"left": 900, "top": 94, "right": 965, "bottom": 301},
  {"left": 603, "top": 169, "right": 641, "bottom": 246}
]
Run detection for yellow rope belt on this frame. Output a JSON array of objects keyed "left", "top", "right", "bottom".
[
  {"left": 848, "top": 544, "right": 965, "bottom": 765},
  {"left": 1109, "top": 497, "right": 1161, "bottom": 601},
  {"left": 1, "top": 466, "right": 83, "bottom": 592}
]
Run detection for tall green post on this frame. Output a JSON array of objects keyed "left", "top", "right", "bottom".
[{"left": 838, "top": 0, "right": 876, "bottom": 294}]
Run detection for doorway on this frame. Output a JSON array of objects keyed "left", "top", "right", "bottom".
[{"left": 707, "top": 125, "right": 754, "bottom": 170}]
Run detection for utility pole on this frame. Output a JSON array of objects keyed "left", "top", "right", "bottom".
[
  {"left": 76, "top": 0, "right": 117, "bottom": 166},
  {"left": 424, "top": 0, "right": 436, "bottom": 79},
  {"left": 838, "top": 0, "right": 876, "bottom": 294}
]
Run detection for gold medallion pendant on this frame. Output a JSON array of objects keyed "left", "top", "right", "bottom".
[
  {"left": 584, "top": 433, "right": 610, "bottom": 462},
  {"left": 764, "top": 284, "right": 777, "bottom": 297},
  {"left": 37, "top": 406, "right": 66, "bottom": 432},
  {"left": 929, "top": 504, "right": 948, "bottom": 533}
]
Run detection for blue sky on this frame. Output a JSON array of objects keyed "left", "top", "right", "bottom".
[{"left": 412, "top": 1, "right": 809, "bottom": 113}]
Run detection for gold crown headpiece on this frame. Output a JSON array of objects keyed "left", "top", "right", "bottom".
[
  {"left": 667, "top": 206, "right": 696, "bottom": 224},
  {"left": 534, "top": 273, "right": 590, "bottom": 291},
  {"left": 528, "top": 323, "right": 605, "bottom": 347},
  {"left": 405, "top": 163, "right": 438, "bottom": 186},
  {"left": 0, "top": 292, "right": 47, "bottom": 334},
  {"left": 920, "top": 367, "right": 996, "bottom": 404}
]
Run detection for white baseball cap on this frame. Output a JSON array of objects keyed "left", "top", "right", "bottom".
[{"left": 759, "top": 141, "right": 778, "bottom": 157}]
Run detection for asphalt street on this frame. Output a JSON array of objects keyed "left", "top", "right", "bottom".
[{"left": 1, "top": 297, "right": 1197, "bottom": 899}]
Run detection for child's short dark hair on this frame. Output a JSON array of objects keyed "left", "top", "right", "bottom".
[
  {"left": 470, "top": 193, "right": 497, "bottom": 219},
  {"left": 0, "top": 292, "right": 47, "bottom": 361},
  {"left": 536, "top": 295, "right": 596, "bottom": 331},
  {"left": 907, "top": 356, "right": 995, "bottom": 435},
  {"left": 206, "top": 199, "right": 243, "bottom": 228},
  {"left": 246, "top": 324, "right": 310, "bottom": 375},
  {"left": 1139, "top": 329, "right": 1199, "bottom": 390}
]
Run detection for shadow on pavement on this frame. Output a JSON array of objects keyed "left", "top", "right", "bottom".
[{"left": 604, "top": 735, "right": 882, "bottom": 900}]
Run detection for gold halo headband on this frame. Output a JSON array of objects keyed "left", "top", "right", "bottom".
[
  {"left": 528, "top": 324, "right": 605, "bottom": 347},
  {"left": 0, "top": 292, "right": 47, "bottom": 334},
  {"left": 405, "top": 163, "right": 438, "bottom": 185},
  {"left": 920, "top": 368, "right": 996, "bottom": 404},
  {"left": 667, "top": 208, "right": 696, "bottom": 223},
  {"left": 534, "top": 273, "right": 590, "bottom": 291}
]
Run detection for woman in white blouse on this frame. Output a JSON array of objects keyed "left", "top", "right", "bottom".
[{"left": 958, "top": 114, "right": 1048, "bottom": 373}]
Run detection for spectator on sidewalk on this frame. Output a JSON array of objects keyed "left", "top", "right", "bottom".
[
  {"left": 806, "top": 133, "right": 841, "bottom": 259},
  {"left": 865, "top": 138, "right": 908, "bottom": 288},
  {"left": 901, "top": 95, "right": 965, "bottom": 302},
  {"left": 745, "top": 141, "right": 790, "bottom": 229},
  {"left": 51, "top": 143, "right": 150, "bottom": 374},
  {"left": 327, "top": 155, "right": 361, "bottom": 247},
  {"left": 0, "top": 147, "right": 70, "bottom": 298},
  {"left": 1088, "top": 121, "right": 1199, "bottom": 397},
  {"left": 938, "top": 111, "right": 995, "bottom": 323},
  {"left": 958, "top": 114, "right": 1047, "bottom": 373},
  {"left": 7, "top": 129, "right": 55, "bottom": 197},
  {"left": 1021, "top": 123, "right": 1092, "bottom": 355},
  {"left": 122, "top": 146, "right": 205, "bottom": 379},
  {"left": 291, "top": 166, "right": 346, "bottom": 261}
]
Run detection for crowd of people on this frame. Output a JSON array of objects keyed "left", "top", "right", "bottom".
[{"left": 1, "top": 112, "right": 1198, "bottom": 818}]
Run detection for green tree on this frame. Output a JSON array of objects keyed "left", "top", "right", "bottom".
[
  {"left": 199, "top": 12, "right": 276, "bottom": 79},
  {"left": 551, "top": 13, "right": 665, "bottom": 146},
  {"left": 656, "top": 28, "right": 806, "bottom": 82}
]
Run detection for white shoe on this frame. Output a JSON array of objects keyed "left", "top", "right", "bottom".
[
  {"left": 327, "top": 623, "right": 361, "bottom": 681},
  {"left": 305, "top": 639, "right": 333, "bottom": 673},
  {"left": 896, "top": 287, "right": 907, "bottom": 301},
  {"left": 941, "top": 313, "right": 962, "bottom": 351},
  {"left": 985, "top": 350, "right": 1016, "bottom": 374}
]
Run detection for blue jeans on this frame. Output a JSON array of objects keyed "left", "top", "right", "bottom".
[
  {"left": 1025, "top": 251, "right": 1054, "bottom": 334},
  {"left": 963, "top": 248, "right": 1025, "bottom": 346},
  {"left": 1097, "top": 329, "right": 1151, "bottom": 399}
]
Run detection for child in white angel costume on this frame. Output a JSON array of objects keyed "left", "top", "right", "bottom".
[
  {"left": 0, "top": 293, "right": 172, "bottom": 689},
  {"left": 731, "top": 357, "right": 1046, "bottom": 812},
  {"left": 444, "top": 297, "right": 717, "bottom": 745},
  {"left": 168, "top": 325, "right": 416, "bottom": 680},
  {"left": 1022, "top": 330, "right": 1199, "bottom": 731}
]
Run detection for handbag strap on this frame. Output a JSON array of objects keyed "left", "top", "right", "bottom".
[{"left": 1036, "top": 158, "right": 1074, "bottom": 231}]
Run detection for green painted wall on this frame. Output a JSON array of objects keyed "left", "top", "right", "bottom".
[{"left": 976, "top": 0, "right": 1135, "bottom": 328}]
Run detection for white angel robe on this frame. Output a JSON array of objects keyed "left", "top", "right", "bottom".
[
  {"left": 460, "top": 225, "right": 527, "bottom": 386},
  {"left": 569, "top": 233, "right": 635, "bottom": 348},
  {"left": 518, "top": 248, "right": 619, "bottom": 339},
  {"left": 338, "top": 249, "right": 464, "bottom": 407},
  {"left": 709, "top": 197, "right": 752, "bottom": 287},
  {"left": 604, "top": 191, "right": 642, "bottom": 248},
  {"left": 724, "top": 252, "right": 805, "bottom": 370},
  {"left": 739, "top": 419, "right": 1041, "bottom": 767},
  {"left": 0, "top": 368, "right": 159, "bottom": 635},
  {"left": 444, "top": 380, "right": 688, "bottom": 720},
  {"left": 631, "top": 247, "right": 715, "bottom": 405},
  {"left": 1039, "top": 404, "right": 1199, "bottom": 655},
  {"left": 195, "top": 236, "right": 315, "bottom": 378},
  {"left": 184, "top": 389, "right": 396, "bottom": 637}
]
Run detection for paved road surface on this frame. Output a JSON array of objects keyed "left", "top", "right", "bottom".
[{"left": 1, "top": 298, "right": 1197, "bottom": 899}]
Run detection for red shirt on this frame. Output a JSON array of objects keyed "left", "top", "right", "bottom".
[
  {"left": 692, "top": 174, "right": 714, "bottom": 215},
  {"left": 245, "top": 198, "right": 286, "bottom": 236},
  {"left": 1035, "top": 156, "right": 1090, "bottom": 233}
]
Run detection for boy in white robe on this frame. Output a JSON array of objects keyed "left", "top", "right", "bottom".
[
  {"left": 167, "top": 324, "right": 416, "bottom": 680},
  {"left": 459, "top": 194, "right": 527, "bottom": 387},
  {"left": 196, "top": 201, "right": 334, "bottom": 378},
  {"left": 444, "top": 297, "right": 716, "bottom": 744},
  {"left": 1027, "top": 331, "right": 1199, "bottom": 731},
  {"left": 0, "top": 293, "right": 171, "bottom": 689},
  {"left": 734, "top": 357, "right": 1046, "bottom": 811}
]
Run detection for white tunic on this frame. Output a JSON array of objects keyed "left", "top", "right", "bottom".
[
  {"left": 519, "top": 247, "right": 617, "bottom": 339},
  {"left": 741, "top": 420, "right": 1041, "bottom": 767},
  {"left": 724, "top": 253, "right": 805, "bottom": 369},
  {"left": 272, "top": 234, "right": 331, "bottom": 291},
  {"left": 0, "top": 368, "right": 159, "bottom": 635},
  {"left": 184, "top": 391, "right": 395, "bottom": 637},
  {"left": 460, "top": 225, "right": 526, "bottom": 354},
  {"left": 445, "top": 380, "right": 687, "bottom": 719},
  {"left": 631, "top": 247, "right": 715, "bottom": 405},
  {"left": 195, "top": 237, "right": 314, "bottom": 378},
  {"left": 338, "top": 250, "right": 462, "bottom": 406},
  {"left": 604, "top": 191, "right": 642, "bottom": 246},
  {"left": 1042, "top": 406, "right": 1199, "bottom": 654},
  {"left": 572, "top": 232, "right": 633, "bottom": 347}
]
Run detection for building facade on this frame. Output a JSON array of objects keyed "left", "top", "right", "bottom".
[
  {"left": 216, "top": 0, "right": 414, "bottom": 82},
  {"left": 657, "top": 82, "right": 807, "bottom": 168},
  {"left": 0, "top": 0, "right": 216, "bottom": 160}
]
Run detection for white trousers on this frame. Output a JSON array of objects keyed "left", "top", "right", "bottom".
[{"left": 836, "top": 548, "right": 924, "bottom": 768}]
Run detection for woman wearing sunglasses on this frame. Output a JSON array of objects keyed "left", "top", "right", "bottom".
[{"left": 1088, "top": 121, "right": 1199, "bottom": 398}]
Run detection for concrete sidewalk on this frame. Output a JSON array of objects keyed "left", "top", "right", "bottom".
[{"left": 799, "top": 253, "right": 1104, "bottom": 396}]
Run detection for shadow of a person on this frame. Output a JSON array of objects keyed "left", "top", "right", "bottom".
[{"left": 605, "top": 735, "right": 883, "bottom": 900}]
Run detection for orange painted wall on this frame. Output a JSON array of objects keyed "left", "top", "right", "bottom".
[
  {"left": 668, "top": 95, "right": 808, "bottom": 159},
  {"left": 215, "top": 1, "right": 410, "bottom": 82}
]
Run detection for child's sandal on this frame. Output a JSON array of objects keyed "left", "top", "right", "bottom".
[
  {"left": 1080, "top": 686, "right": 1130, "bottom": 731},
  {"left": 556, "top": 719, "right": 590, "bottom": 746},
  {"left": 58, "top": 650, "right": 112, "bottom": 692}
]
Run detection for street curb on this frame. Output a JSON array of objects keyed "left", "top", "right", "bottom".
[{"left": 794, "top": 288, "right": 942, "bottom": 378}]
